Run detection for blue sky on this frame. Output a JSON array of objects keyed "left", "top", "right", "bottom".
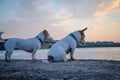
[{"left": 0, "top": 0, "right": 120, "bottom": 42}]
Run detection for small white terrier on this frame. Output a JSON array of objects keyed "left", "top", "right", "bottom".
[
  {"left": 4, "top": 30, "right": 53, "bottom": 62},
  {"left": 48, "top": 27, "right": 87, "bottom": 62}
]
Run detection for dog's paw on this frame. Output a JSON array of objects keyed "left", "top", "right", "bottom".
[
  {"left": 67, "top": 58, "right": 72, "bottom": 61},
  {"left": 32, "top": 59, "right": 37, "bottom": 62},
  {"left": 5, "top": 60, "right": 11, "bottom": 62},
  {"left": 71, "top": 58, "right": 75, "bottom": 61}
]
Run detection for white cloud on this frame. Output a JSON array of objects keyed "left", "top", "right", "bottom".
[
  {"left": 94, "top": 0, "right": 120, "bottom": 21},
  {"left": 0, "top": 0, "right": 120, "bottom": 41}
]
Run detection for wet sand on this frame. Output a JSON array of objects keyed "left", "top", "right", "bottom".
[{"left": 0, "top": 59, "right": 120, "bottom": 80}]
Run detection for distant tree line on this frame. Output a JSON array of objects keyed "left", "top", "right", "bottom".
[
  {"left": 0, "top": 42, "right": 4, "bottom": 50},
  {"left": 77, "top": 41, "right": 120, "bottom": 48},
  {"left": 0, "top": 41, "right": 120, "bottom": 50}
]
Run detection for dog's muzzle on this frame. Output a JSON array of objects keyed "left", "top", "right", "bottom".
[{"left": 78, "top": 40, "right": 86, "bottom": 46}]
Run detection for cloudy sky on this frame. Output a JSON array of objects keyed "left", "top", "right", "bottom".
[{"left": 0, "top": 0, "right": 120, "bottom": 42}]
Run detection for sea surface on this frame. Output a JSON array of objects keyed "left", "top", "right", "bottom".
[{"left": 0, "top": 47, "right": 120, "bottom": 61}]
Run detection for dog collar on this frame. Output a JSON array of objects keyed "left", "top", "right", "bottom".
[
  {"left": 36, "top": 36, "right": 43, "bottom": 44},
  {"left": 69, "top": 33, "right": 78, "bottom": 43}
]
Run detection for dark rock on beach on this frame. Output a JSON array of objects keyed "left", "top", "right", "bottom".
[{"left": 0, "top": 59, "right": 120, "bottom": 80}]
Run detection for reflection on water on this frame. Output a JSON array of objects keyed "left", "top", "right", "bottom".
[{"left": 0, "top": 47, "right": 120, "bottom": 61}]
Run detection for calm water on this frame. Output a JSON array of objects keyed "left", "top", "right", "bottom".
[{"left": 0, "top": 47, "right": 120, "bottom": 61}]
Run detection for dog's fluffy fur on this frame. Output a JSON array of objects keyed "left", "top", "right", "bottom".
[
  {"left": 4, "top": 30, "right": 53, "bottom": 62},
  {"left": 48, "top": 28, "right": 87, "bottom": 62}
]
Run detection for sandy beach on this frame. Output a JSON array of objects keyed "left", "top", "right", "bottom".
[{"left": 0, "top": 59, "right": 120, "bottom": 80}]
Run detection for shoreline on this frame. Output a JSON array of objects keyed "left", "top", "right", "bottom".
[
  {"left": 0, "top": 59, "right": 120, "bottom": 80},
  {"left": 1, "top": 41, "right": 120, "bottom": 50}
]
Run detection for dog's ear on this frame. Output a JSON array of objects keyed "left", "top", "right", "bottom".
[
  {"left": 43, "top": 30, "right": 49, "bottom": 38},
  {"left": 43, "top": 30, "right": 48, "bottom": 34},
  {"left": 81, "top": 27, "right": 87, "bottom": 32},
  {"left": 43, "top": 30, "right": 47, "bottom": 33}
]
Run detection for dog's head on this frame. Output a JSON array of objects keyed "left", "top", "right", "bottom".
[
  {"left": 79, "top": 27, "right": 87, "bottom": 45},
  {"left": 37, "top": 30, "right": 53, "bottom": 42},
  {"left": 43, "top": 30, "right": 54, "bottom": 41}
]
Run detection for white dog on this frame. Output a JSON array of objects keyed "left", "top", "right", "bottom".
[
  {"left": 48, "top": 27, "right": 87, "bottom": 62},
  {"left": 4, "top": 30, "right": 53, "bottom": 62}
]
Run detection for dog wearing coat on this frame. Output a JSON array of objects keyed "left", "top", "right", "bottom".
[
  {"left": 48, "top": 27, "right": 87, "bottom": 62},
  {"left": 4, "top": 30, "right": 53, "bottom": 62}
]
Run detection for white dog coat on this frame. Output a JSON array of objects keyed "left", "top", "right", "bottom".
[
  {"left": 48, "top": 30, "right": 85, "bottom": 62},
  {"left": 4, "top": 30, "right": 53, "bottom": 62}
]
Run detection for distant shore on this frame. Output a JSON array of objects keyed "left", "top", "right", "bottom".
[
  {"left": 0, "top": 41, "right": 120, "bottom": 50},
  {"left": 0, "top": 59, "right": 120, "bottom": 80}
]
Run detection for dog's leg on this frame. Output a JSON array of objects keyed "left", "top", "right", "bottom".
[
  {"left": 5, "top": 51, "right": 8, "bottom": 62},
  {"left": 63, "top": 52, "right": 67, "bottom": 62},
  {"left": 63, "top": 57, "right": 67, "bottom": 62},
  {"left": 70, "top": 49, "right": 75, "bottom": 60},
  {"left": 32, "top": 50, "right": 37, "bottom": 61},
  {"left": 5, "top": 51, "right": 12, "bottom": 62},
  {"left": 8, "top": 51, "right": 12, "bottom": 62}
]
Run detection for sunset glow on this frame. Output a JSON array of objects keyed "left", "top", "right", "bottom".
[{"left": 0, "top": 0, "right": 120, "bottom": 42}]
